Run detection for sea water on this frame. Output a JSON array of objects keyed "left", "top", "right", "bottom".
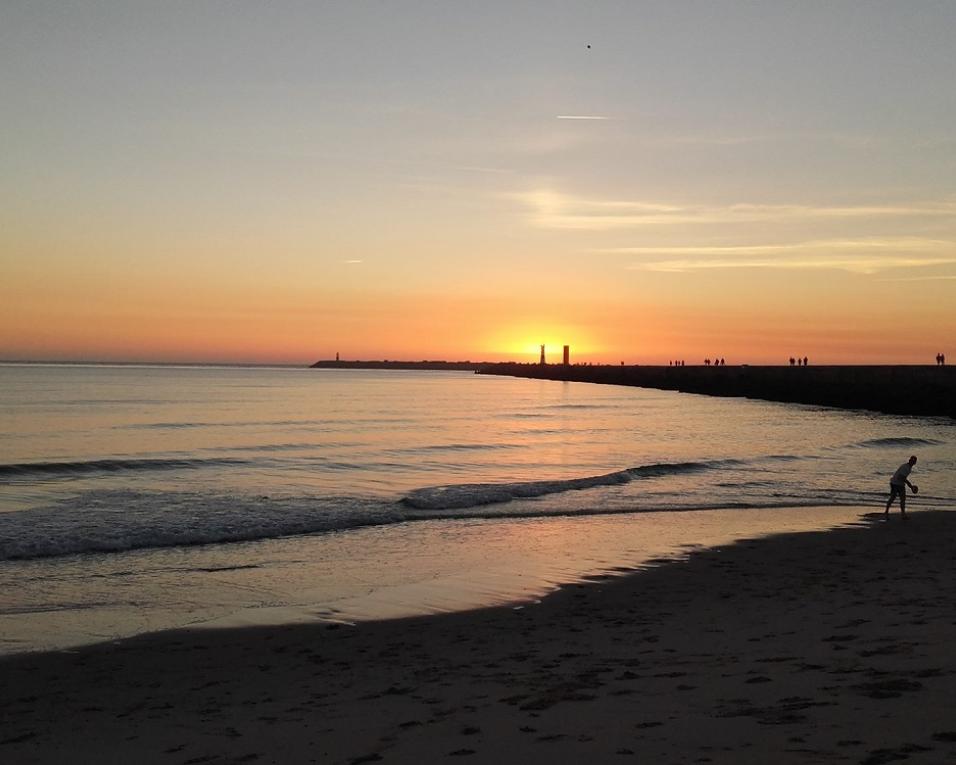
[{"left": 1, "top": 363, "right": 954, "bottom": 653}]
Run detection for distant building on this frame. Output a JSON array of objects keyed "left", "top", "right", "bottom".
[
  {"left": 539, "top": 344, "right": 546, "bottom": 365},
  {"left": 563, "top": 345, "right": 570, "bottom": 365}
]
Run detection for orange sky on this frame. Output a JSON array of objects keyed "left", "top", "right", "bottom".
[
  {"left": 3, "top": 273, "right": 950, "bottom": 365},
  {"left": 2, "top": 4, "right": 954, "bottom": 365}
]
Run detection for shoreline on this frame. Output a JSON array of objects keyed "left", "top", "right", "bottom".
[
  {"left": 0, "top": 506, "right": 870, "bottom": 658},
  {"left": 4, "top": 508, "right": 956, "bottom": 763}
]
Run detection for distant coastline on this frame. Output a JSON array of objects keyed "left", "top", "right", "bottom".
[
  {"left": 0, "top": 360, "right": 302, "bottom": 369},
  {"left": 310, "top": 359, "right": 485, "bottom": 371},
  {"left": 477, "top": 363, "right": 956, "bottom": 419}
]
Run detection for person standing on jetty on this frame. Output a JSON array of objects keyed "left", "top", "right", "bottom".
[{"left": 885, "top": 455, "right": 918, "bottom": 517}]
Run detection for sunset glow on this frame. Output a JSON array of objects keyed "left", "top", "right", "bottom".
[{"left": 2, "top": 3, "right": 955, "bottom": 365}]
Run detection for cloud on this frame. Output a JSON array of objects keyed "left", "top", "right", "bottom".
[
  {"left": 607, "top": 238, "right": 952, "bottom": 256},
  {"left": 511, "top": 190, "right": 686, "bottom": 229},
  {"left": 644, "top": 131, "right": 879, "bottom": 149},
  {"left": 629, "top": 256, "right": 956, "bottom": 274},
  {"left": 343, "top": 259, "right": 363, "bottom": 264},
  {"left": 613, "top": 238, "right": 956, "bottom": 274},
  {"left": 510, "top": 189, "right": 956, "bottom": 273},
  {"left": 511, "top": 191, "right": 956, "bottom": 231},
  {"left": 646, "top": 133, "right": 774, "bottom": 146},
  {"left": 454, "top": 165, "right": 514, "bottom": 175},
  {"left": 877, "top": 274, "right": 956, "bottom": 282}
]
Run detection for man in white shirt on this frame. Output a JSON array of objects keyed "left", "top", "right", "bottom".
[{"left": 885, "top": 455, "right": 918, "bottom": 517}]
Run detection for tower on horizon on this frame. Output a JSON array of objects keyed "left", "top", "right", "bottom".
[
  {"left": 539, "top": 344, "right": 546, "bottom": 365},
  {"left": 563, "top": 345, "right": 570, "bottom": 365}
]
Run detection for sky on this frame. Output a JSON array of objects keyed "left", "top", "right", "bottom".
[{"left": 2, "top": 1, "right": 955, "bottom": 364}]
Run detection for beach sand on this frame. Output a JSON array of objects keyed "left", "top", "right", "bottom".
[{"left": 3, "top": 508, "right": 956, "bottom": 764}]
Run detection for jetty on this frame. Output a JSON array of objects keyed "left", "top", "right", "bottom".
[
  {"left": 477, "top": 363, "right": 956, "bottom": 419},
  {"left": 311, "top": 360, "right": 481, "bottom": 371}
]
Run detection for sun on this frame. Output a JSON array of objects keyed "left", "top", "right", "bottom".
[{"left": 480, "top": 324, "right": 600, "bottom": 363}]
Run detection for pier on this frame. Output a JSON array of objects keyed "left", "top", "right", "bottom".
[{"left": 478, "top": 363, "right": 956, "bottom": 419}]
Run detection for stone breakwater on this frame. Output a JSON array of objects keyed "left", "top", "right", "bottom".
[
  {"left": 311, "top": 360, "right": 482, "bottom": 371},
  {"left": 478, "top": 364, "right": 956, "bottom": 419}
]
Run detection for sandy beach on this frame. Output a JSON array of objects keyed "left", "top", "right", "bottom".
[{"left": 3, "top": 508, "right": 956, "bottom": 765}]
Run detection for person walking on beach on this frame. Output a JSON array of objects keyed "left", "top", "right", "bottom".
[{"left": 885, "top": 455, "right": 918, "bottom": 517}]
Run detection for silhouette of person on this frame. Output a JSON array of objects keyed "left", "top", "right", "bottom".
[
  {"left": 885, "top": 455, "right": 918, "bottom": 518},
  {"left": 803, "top": 356, "right": 808, "bottom": 367},
  {"left": 937, "top": 353, "right": 942, "bottom": 366},
  {"left": 720, "top": 357, "right": 725, "bottom": 366},
  {"left": 789, "top": 357, "right": 795, "bottom": 366}
]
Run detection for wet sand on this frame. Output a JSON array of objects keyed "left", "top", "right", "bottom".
[{"left": 3, "top": 508, "right": 956, "bottom": 764}]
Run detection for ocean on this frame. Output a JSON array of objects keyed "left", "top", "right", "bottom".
[{"left": 1, "top": 363, "right": 953, "bottom": 654}]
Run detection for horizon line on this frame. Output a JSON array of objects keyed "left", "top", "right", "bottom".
[{"left": 3, "top": 358, "right": 949, "bottom": 369}]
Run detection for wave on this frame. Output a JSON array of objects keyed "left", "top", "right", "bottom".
[
  {"left": 0, "top": 486, "right": 865, "bottom": 563},
  {"left": 217, "top": 442, "right": 335, "bottom": 453},
  {"left": 0, "top": 490, "right": 403, "bottom": 561},
  {"left": 391, "top": 443, "right": 520, "bottom": 454},
  {"left": 118, "top": 421, "right": 206, "bottom": 430},
  {"left": 402, "top": 460, "right": 741, "bottom": 510},
  {"left": 541, "top": 403, "right": 614, "bottom": 410},
  {"left": 116, "top": 415, "right": 417, "bottom": 431},
  {"left": 412, "top": 498, "right": 865, "bottom": 521},
  {"left": 848, "top": 437, "right": 944, "bottom": 449},
  {"left": 3, "top": 452, "right": 936, "bottom": 561},
  {"left": 0, "top": 457, "right": 249, "bottom": 479}
]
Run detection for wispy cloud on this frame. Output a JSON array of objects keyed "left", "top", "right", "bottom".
[
  {"left": 613, "top": 238, "right": 956, "bottom": 274},
  {"left": 512, "top": 191, "right": 956, "bottom": 231},
  {"left": 877, "top": 274, "right": 956, "bottom": 282},
  {"left": 644, "top": 131, "right": 879, "bottom": 149},
  {"left": 343, "top": 259, "right": 363, "bottom": 264},
  {"left": 629, "top": 256, "right": 956, "bottom": 274},
  {"left": 646, "top": 133, "right": 774, "bottom": 146},
  {"left": 454, "top": 165, "right": 514, "bottom": 175},
  {"left": 607, "top": 238, "right": 952, "bottom": 256}
]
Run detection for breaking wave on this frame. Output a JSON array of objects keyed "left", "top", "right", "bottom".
[
  {"left": 0, "top": 491, "right": 403, "bottom": 561},
  {"left": 0, "top": 457, "right": 249, "bottom": 480},
  {"left": 849, "top": 437, "right": 944, "bottom": 449},
  {"left": 0, "top": 460, "right": 740, "bottom": 561},
  {"left": 402, "top": 460, "right": 741, "bottom": 510}
]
